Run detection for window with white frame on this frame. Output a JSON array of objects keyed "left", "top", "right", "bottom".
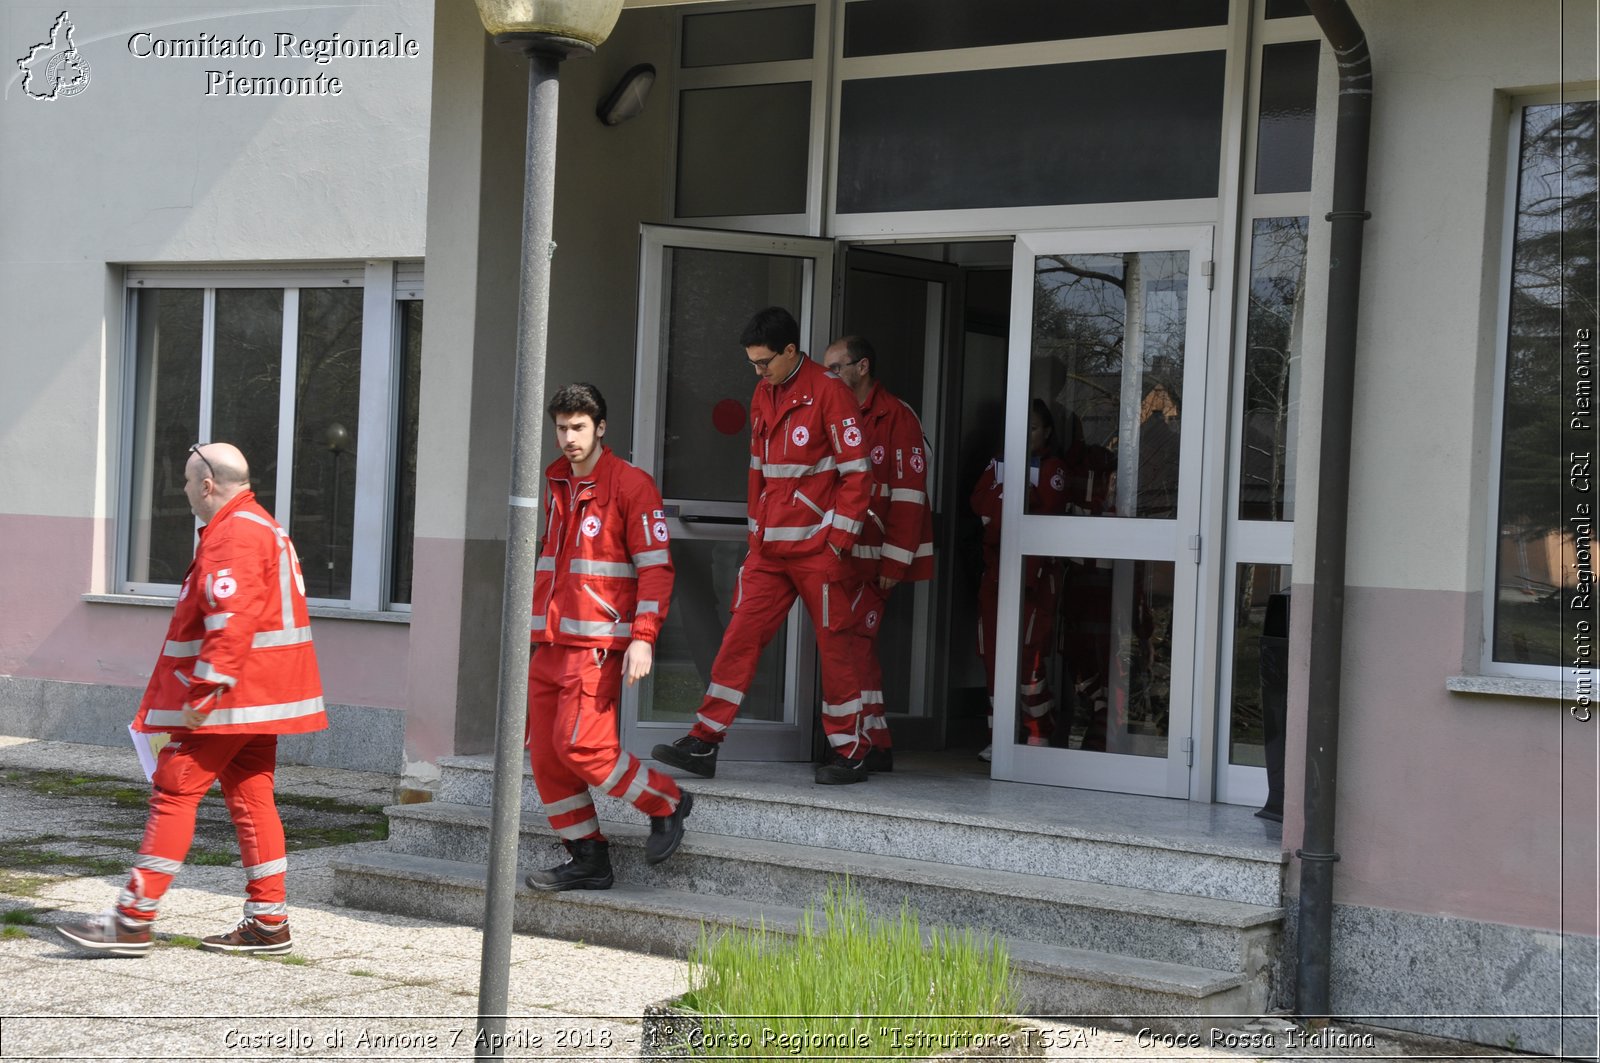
[
  {"left": 122, "top": 263, "right": 423, "bottom": 611},
  {"left": 1488, "top": 96, "right": 1597, "bottom": 672}
]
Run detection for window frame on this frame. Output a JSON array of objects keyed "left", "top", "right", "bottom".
[
  {"left": 1481, "top": 90, "right": 1596, "bottom": 679},
  {"left": 117, "top": 261, "right": 422, "bottom": 613}
]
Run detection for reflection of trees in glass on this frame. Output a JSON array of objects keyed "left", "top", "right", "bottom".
[
  {"left": 390, "top": 301, "right": 423, "bottom": 605},
  {"left": 291, "top": 289, "right": 364, "bottom": 599},
  {"left": 132, "top": 289, "right": 203, "bottom": 582},
  {"left": 1031, "top": 252, "right": 1188, "bottom": 517},
  {"left": 1240, "top": 217, "right": 1309, "bottom": 521},
  {"left": 212, "top": 290, "right": 284, "bottom": 514},
  {"left": 1494, "top": 101, "right": 1597, "bottom": 665}
]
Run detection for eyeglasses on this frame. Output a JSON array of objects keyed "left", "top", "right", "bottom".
[
  {"left": 748, "top": 351, "right": 784, "bottom": 372},
  {"left": 824, "top": 357, "right": 861, "bottom": 373},
  {"left": 189, "top": 443, "right": 217, "bottom": 480}
]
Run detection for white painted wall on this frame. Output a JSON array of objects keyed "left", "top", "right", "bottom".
[{"left": 0, "top": 0, "right": 433, "bottom": 523}]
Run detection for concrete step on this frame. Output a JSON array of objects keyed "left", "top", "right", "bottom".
[
  {"left": 331, "top": 849, "right": 1264, "bottom": 1017},
  {"left": 385, "top": 800, "right": 1280, "bottom": 975},
  {"left": 434, "top": 756, "right": 1285, "bottom": 906}
]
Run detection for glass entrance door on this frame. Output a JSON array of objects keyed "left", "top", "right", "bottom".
[
  {"left": 621, "top": 225, "right": 836, "bottom": 762},
  {"left": 990, "top": 227, "right": 1213, "bottom": 797}
]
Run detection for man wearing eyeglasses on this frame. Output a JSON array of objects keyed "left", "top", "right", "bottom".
[
  {"left": 821, "top": 336, "right": 935, "bottom": 775},
  {"left": 653, "top": 306, "right": 876, "bottom": 785},
  {"left": 59, "top": 442, "right": 326, "bottom": 958}
]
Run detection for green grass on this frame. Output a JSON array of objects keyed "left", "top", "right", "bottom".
[
  {"left": 676, "top": 880, "right": 1016, "bottom": 1060},
  {"left": 189, "top": 850, "right": 237, "bottom": 866},
  {"left": 349, "top": 969, "right": 375, "bottom": 978},
  {"left": 164, "top": 934, "right": 203, "bottom": 949},
  {"left": 2, "top": 909, "right": 41, "bottom": 925},
  {"left": 0, "top": 871, "right": 58, "bottom": 899},
  {"left": 1, "top": 925, "right": 27, "bottom": 940}
]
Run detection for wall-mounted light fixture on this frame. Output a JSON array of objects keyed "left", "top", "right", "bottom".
[{"left": 596, "top": 62, "right": 655, "bottom": 125}]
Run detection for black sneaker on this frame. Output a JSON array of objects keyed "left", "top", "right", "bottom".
[
  {"left": 645, "top": 791, "right": 694, "bottom": 865},
  {"left": 863, "top": 747, "right": 894, "bottom": 773},
  {"left": 525, "top": 838, "right": 613, "bottom": 892},
  {"left": 651, "top": 735, "right": 719, "bottom": 778},
  {"left": 814, "top": 752, "right": 869, "bottom": 785}
]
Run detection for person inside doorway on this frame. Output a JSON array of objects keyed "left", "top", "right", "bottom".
[
  {"left": 970, "top": 398, "right": 1068, "bottom": 760},
  {"left": 822, "top": 335, "right": 934, "bottom": 774},
  {"left": 653, "top": 308, "right": 876, "bottom": 785}
]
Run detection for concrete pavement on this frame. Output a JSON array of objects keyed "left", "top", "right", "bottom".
[{"left": 0, "top": 737, "right": 1503, "bottom": 1060}]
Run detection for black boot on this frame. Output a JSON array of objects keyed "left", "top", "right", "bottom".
[
  {"left": 651, "top": 735, "right": 719, "bottom": 778},
  {"left": 525, "top": 838, "right": 613, "bottom": 892}
]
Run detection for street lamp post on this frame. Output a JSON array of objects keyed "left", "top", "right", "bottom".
[{"left": 469, "top": 1, "right": 622, "bottom": 1056}]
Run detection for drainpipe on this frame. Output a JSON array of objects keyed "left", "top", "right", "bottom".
[{"left": 1296, "top": 0, "right": 1373, "bottom": 1021}]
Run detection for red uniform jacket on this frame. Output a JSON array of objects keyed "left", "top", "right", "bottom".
[
  {"left": 851, "top": 381, "right": 934, "bottom": 583},
  {"left": 970, "top": 454, "right": 1069, "bottom": 585},
  {"left": 748, "top": 356, "right": 873, "bottom": 559},
  {"left": 532, "top": 447, "right": 674, "bottom": 651},
  {"left": 135, "top": 491, "right": 327, "bottom": 735}
]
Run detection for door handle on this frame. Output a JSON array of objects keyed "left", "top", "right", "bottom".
[{"left": 680, "top": 514, "right": 748, "bottom": 526}]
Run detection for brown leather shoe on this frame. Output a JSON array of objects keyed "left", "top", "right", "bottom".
[
  {"left": 200, "top": 917, "right": 292, "bottom": 954},
  {"left": 57, "top": 910, "right": 152, "bottom": 957}
]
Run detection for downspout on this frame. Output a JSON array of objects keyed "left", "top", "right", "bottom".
[{"left": 1296, "top": 0, "right": 1373, "bottom": 1020}]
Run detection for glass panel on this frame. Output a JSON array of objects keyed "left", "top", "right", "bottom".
[
  {"left": 211, "top": 289, "right": 283, "bottom": 514},
  {"left": 660, "top": 247, "right": 805, "bottom": 502},
  {"left": 844, "top": 0, "right": 1228, "bottom": 57},
  {"left": 390, "top": 300, "right": 423, "bottom": 606},
  {"left": 643, "top": 538, "right": 789, "bottom": 724},
  {"left": 1230, "top": 564, "right": 1290, "bottom": 767},
  {"left": 1028, "top": 251, "right": 1189, "bottom": 518},
  {"left": 1002, "top": 555, "right": 1175, "bottom": 757},
  {"left": 1255, "top": 41, "right": 1319, "bottom": 195},
  {"left": 128, "top": 289, "right": 202, "bottom": 584},
  {"left": 837, "top": 54, "right": 1226, "bottom": 213},
  {"left": 1265, "top": 0, "right": 1311, "bottom": 18},
  {"left": 289, "top": 288, "right": 363, "bottom": 600},
  {"left": 1239, "top": 217, "right": 1309, "bottom": 521},
  {"left": 682, "top": 5, "right": 813, "bottom": 68},
  {"left": 676, "top": 84, "right": 810, "bottom": 218},
  {"left": 1493, "top": 101, "right": 1599, "bottom": 666}
]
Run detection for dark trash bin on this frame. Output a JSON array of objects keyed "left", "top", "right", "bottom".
[{"left": 1256, "top": 591, "right": 1290, "bottom": 822}]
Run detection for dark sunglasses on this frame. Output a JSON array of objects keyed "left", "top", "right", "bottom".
[{"left": 189, "top": 443, "right": 217, "bottom": 480}]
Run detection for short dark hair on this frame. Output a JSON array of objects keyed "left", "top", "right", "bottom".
[
  {"left": 841, "top": 335, "right": 876, "bottom": 378},
  {"left": 549, "top": 382, "right": 607, "bottom": 425},
  {"left": 739, "top": 306, "right": 800, "bottom": 353}
]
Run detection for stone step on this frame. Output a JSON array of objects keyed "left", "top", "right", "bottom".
[
  {"left": 434, "top": 756, "right": 1284, "bottom": 906},
  {"left": 384, "top": 801, "right": 1280, "bottom": 974},
  {"left": 331, "top": 850, "right": 1264, "bottom": 1017}
]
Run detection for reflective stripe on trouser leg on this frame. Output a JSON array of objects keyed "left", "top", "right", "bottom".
[
  {"left": 562, "top": 644, "right": 680, "bottom": 818},
  {"left": 689, "top": 553, "right": 798, "bottom": 742},
  {"left": 528, "top": 645, "right": 604, "bottom": 839},
  {"left": 853, "top": 584, "right": 890, "bottom": 752},
  {"left": 793, "top": 552, "right": 867, "bottom": 761},
  {"left": 118, "top": 733, "right": 239, "bottom": 922},
  {"left": 218, "top": 733, "right": 288, "bottom": 916}
]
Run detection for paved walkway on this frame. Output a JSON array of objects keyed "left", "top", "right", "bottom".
[{"left": 0, "top": 737, "right": 1500, "bottom": 1061}]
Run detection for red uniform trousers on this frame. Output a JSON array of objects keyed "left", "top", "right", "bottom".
[
  {"left": 688, "top": 549, "right": 868, "bottom": 760},
  {"left": 976, "top": 568, "right": 1058, "bottom": 744},
  {"left": 851, "top": 582, "right": 893, "bottom": 754},
  {"left": 527, "top": 643, "right": 683, "bottom": 841},
  {"left": 116, "top": 733, "right": 287, "bottom": 924}
]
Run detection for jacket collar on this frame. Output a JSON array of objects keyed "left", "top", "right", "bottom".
[{"left": 198, "top": 489, "right": 256, "bottom": 539}]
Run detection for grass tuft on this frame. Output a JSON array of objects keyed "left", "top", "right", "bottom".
[
  {"left": 165, "top": 934, "right": 204, "bottom": 949},
  {"left": 678, "top": 879, "right": 1016, "bottom": 1060},
  {"left": 2, "top": 909, "right": 41, "bottom": 925},
  {"left": 189, "top": 851, "right": 237, "bottom": 866},
  {"left": 1, "top": 925, "right": 27, "bottom": 939}
]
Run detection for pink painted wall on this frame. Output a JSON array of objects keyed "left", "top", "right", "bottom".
[
  {"left": 0, "top": 514, "right": 410, "bottom": 710},
  {"left": 1282, "top": 583, "right": 1596, "bottom": 935},
  {"left": 403, "top": 536, "right": 467, "bottom": 764}
]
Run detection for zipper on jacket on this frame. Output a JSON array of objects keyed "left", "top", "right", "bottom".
[
  {"left": 793, "top": 489, "right": 825, "bottom": 519},
  {"left": 583, "top": 584, "right": 624, "bottom": 623}
]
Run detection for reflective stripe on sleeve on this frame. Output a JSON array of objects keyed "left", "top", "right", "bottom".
[
  {"left": 164, "top": 640, "right": 203, "bottom": 658},
  {"left": 882, "top": 544, "right": 916, "bottom": 565},
  {"left": 831, "top": 514, "right": 863, "bottom": 535},
  {"left": 531, "top": 615, "right": 548, "bottom": 631},
  {"left": 632, "top": 549, "right": 669, "bottom": 568},
  {"left": 204, "top": 613, "right": 233, "bottom": 632},
  {"left": 193, "top": 660, "right": 238, "bottom": 686},
  {"left": 836, "top": 458, "right": 872, "bottom": 475},
  {"left": 635, "top": 600, "right": 660, "bottom": 615},
  {"left": 536, "top": 557, "right": 556, "bottom": 572},
  {"left": 889, "top": 488, "right": 928, "bottom": 505}
]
